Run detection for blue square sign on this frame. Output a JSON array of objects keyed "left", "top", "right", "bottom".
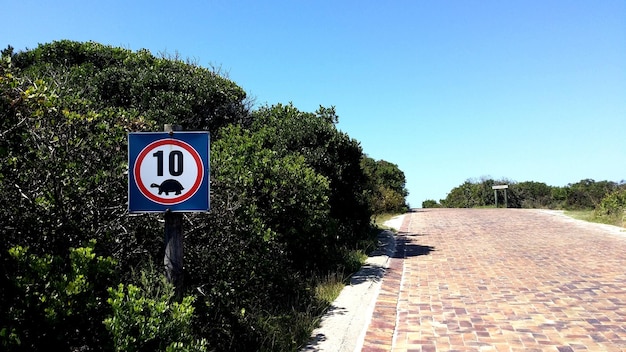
[{"left": 128, "top": 132, "right": 210, "bottom": 213}]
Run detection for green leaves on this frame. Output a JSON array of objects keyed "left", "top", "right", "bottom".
[
  {"left": 594, "top": 188, "right": 626, "bottom": 226},
  {"left": 13, "top": 40, "right": 248, "bottom": 132},
  {"left": 249, "top": 103, "right": 372, "bottom": 252},
  {"left": 361, "top": 156, "right": 409, "bottom": 214},
  {"left": 440, "top": 178, "right": 623, "bottom": 210},
  {"left": 104, "top": 273, "right": 207, "bottom": 352},
  {"left": 211, "top": 124, "right": 333, "bottom": 270},
  {"left": 1, "top": 40, "right": 412, "bottom": 351},
  {"left": 2, "top": 241, "right": 117, "bottom": 350}
]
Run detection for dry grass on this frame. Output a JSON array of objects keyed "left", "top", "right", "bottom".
[
  {"left": 314, "top": 272, "right": 345, "bottom": 305},
  {"left": 373, "top": 213, "right": 403, "bottom": 230},
  {"left": 565, "top": 209, "right": 625, "bottom": 228}
]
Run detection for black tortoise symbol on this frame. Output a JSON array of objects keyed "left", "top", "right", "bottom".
[{"left": 151, "top": 179, "right": 184, "bottom": 195}]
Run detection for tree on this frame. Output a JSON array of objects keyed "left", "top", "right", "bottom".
[
  {"left": 181, "top": 124, "right": 333, "bottom": 350},
  {"left": 422, "top": 199, "right": 441, "bottom": 208},
  {"left": 594, "top": 186, "right": 626, "bottom": 226},
  {"left": 1, "top": 47, "right": 163, "bottom": 352},
  {"left": 441, "top": 180, "right": 482, "bottom": 208},
  {"left": 1, "top": 41, "right": 413, "bottom": 351},
  {"left": 2, "top": 242, "right": 117, "bottom": 351},
  {"left": 564, "top": 179, "right": 618, "bottom": 210},
  {"left": 512, "top": 181, "right": 553, "bottom": 208},
  {"left": 440, "top": 177, "right": 517, "bottom": 208},
  {"left": 249, "top": 103, "right": 372, "bottom": 249},
  {"left": 361, "top": 156, "right": 409, "bottom": 214},
  {"left": 12, "top": 40, "right": 249, "bottom": 132}
]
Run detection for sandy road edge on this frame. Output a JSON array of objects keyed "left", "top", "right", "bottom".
[{"left": 535, "top": 209, "right": 626, "bottom": 238}]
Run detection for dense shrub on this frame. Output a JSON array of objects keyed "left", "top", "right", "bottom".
[
  {"left": 562, "top": 179, "right": 618, "bottom": 210},
  {"left": 210, "top": 125, "right": 333, "bottom": 270},
  {"left": 594, "top": 188, "right": 626, "bottom": 226},
  {"left": 182, "top": 125, "right": 330, "bottom": 350},
  {"left": 12, "top": 40, "right": 249, "bottom": 132},
  {"left": 512, "top": 181, "right": 554, "bottom": 208},
  {"left": 362, "top": 157, "right": 409, "bottom": 214},
  {"left": 422, "top": 199, "right": 441, "bottom": 208},
  {"left": 1, "top": 241, "right": 116, "bottom": 351},
  {"left": 440, "top": 178, "right": 621, "bottom": 211},
  {"left": 2, "top": 41, "right": 409, "bottom": 351},
  {"left": 104, "top": 270, "right": 208, "bottom": 352},
  {"left": 249, "top": 104, "right": 373, "bottom": 256},
  {"left": 440, "top": 179, "right": 498, "bottom": 208},
  {"left": 0, "top": 50, "right": 159, "bottom": 263},
  {"left": 1, "top": 44, "right": 248, "bottom": 351}
]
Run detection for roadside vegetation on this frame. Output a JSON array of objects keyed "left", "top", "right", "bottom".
[
  {"left": 423, "top": 177, "right": 626, "bottom": 227},
  {"left": 372, "top": 213, "right": 402, "bottom": 230},
  {"left": 0, "top": 41, "right": 409, "bottom": 352}
]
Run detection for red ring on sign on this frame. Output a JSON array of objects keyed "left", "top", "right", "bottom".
[{"left": 134, "top": 139, "right": 204, "bottom": 205}]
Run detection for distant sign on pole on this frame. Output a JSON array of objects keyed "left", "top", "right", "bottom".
[
  {"left": 128, "top": 132, "right": 210, "bottom": 213},
  {"left": 492, "top": 184, "right": 509, "bottom": 208}
]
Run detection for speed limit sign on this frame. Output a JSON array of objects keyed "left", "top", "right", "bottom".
[{"left": 128, "top": 132, "right": 210, "bottom": 213}]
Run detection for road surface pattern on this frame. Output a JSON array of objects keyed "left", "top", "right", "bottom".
[{"left": 361, "top": 209, "right": 626, "bottom": 352}]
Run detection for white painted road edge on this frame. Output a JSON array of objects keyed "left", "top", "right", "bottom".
[{"left": 301, "top": 214, "right": 405, "bottom": 352}]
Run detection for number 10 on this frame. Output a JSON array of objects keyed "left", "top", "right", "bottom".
[{"left": 153, "top": 150, "right": 184, "bottom": 176}]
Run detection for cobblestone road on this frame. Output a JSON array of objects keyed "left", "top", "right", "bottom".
[{"left": 361, "top": 209, "right": 626, "bottom": 352}]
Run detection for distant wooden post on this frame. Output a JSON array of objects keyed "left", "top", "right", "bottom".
[
  {"left": 494, "top": 189, "right": 498, "bottom": 208},
  {"left": 504, "top": 188, "right": 508, "bottom": 208},
  {"left": 163, "top": 124, "right": 184, "bottom": 300},
  {"left": 492, "top": 184, "right": 509, "bottom": 208}
]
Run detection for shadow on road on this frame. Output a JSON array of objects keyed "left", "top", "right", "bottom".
[
  {"left": 349, "top": 263, "right": 386, "bottom": 286},
  {"left": 392, "top": 236, "right": 435, "bottom": 259}
]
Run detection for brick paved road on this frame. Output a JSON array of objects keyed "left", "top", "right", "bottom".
[{"left": 361, "top": 209, "right": 626, "bottom": 352}]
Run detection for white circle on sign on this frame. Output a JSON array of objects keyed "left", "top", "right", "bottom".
[{"left": 134, "top": 139, "right": 204, "bottom": 205}]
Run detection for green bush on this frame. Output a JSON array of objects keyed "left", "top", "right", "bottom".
[
  {"left": 512, "top": 181, "right": 554, "bottom": 208},
  {"left": 250, "top": 103, "right": 373, "bottom": 250},
  {"left": 182, "top": 124, "right": 329, "bottom": 350},
  {"left": 13, "top": 40, "right": 249, "bottom": 132},
  {"left": 422, "top": 199, "right": 441, "bottom": 208},
  {"left": 594, "top": 188, "right": 626, "bottom": 226},
  {"left": 1, "top": 241, "right": 116, "bottom": 352},
  {"left": 104, "top": 271, "right": 207, "bottom": 352},
  {"left": 439, "top": 178, "right": 619, "bottom": 210},
  {"left": 440, "top": 180, "right": 489, "bottom": 208},
  {"left": 362, "top": 157, "right": 409, "bottom": 214},
  {"left": 210, "top": 124, "right": 333, "bottom": 271},
  {"left": 1, "top": 41, "right": 411, "bottom": 351},
  {"left": 0, "top": 50, "right": 158, "bottom": 264},
  {"left": 563, "top": 179, "right": 618, "bottom": 210}
]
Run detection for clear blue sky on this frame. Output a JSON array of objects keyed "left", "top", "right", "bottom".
[{"left": 4, "top": 1, "right": 625, "bottom": 207}]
